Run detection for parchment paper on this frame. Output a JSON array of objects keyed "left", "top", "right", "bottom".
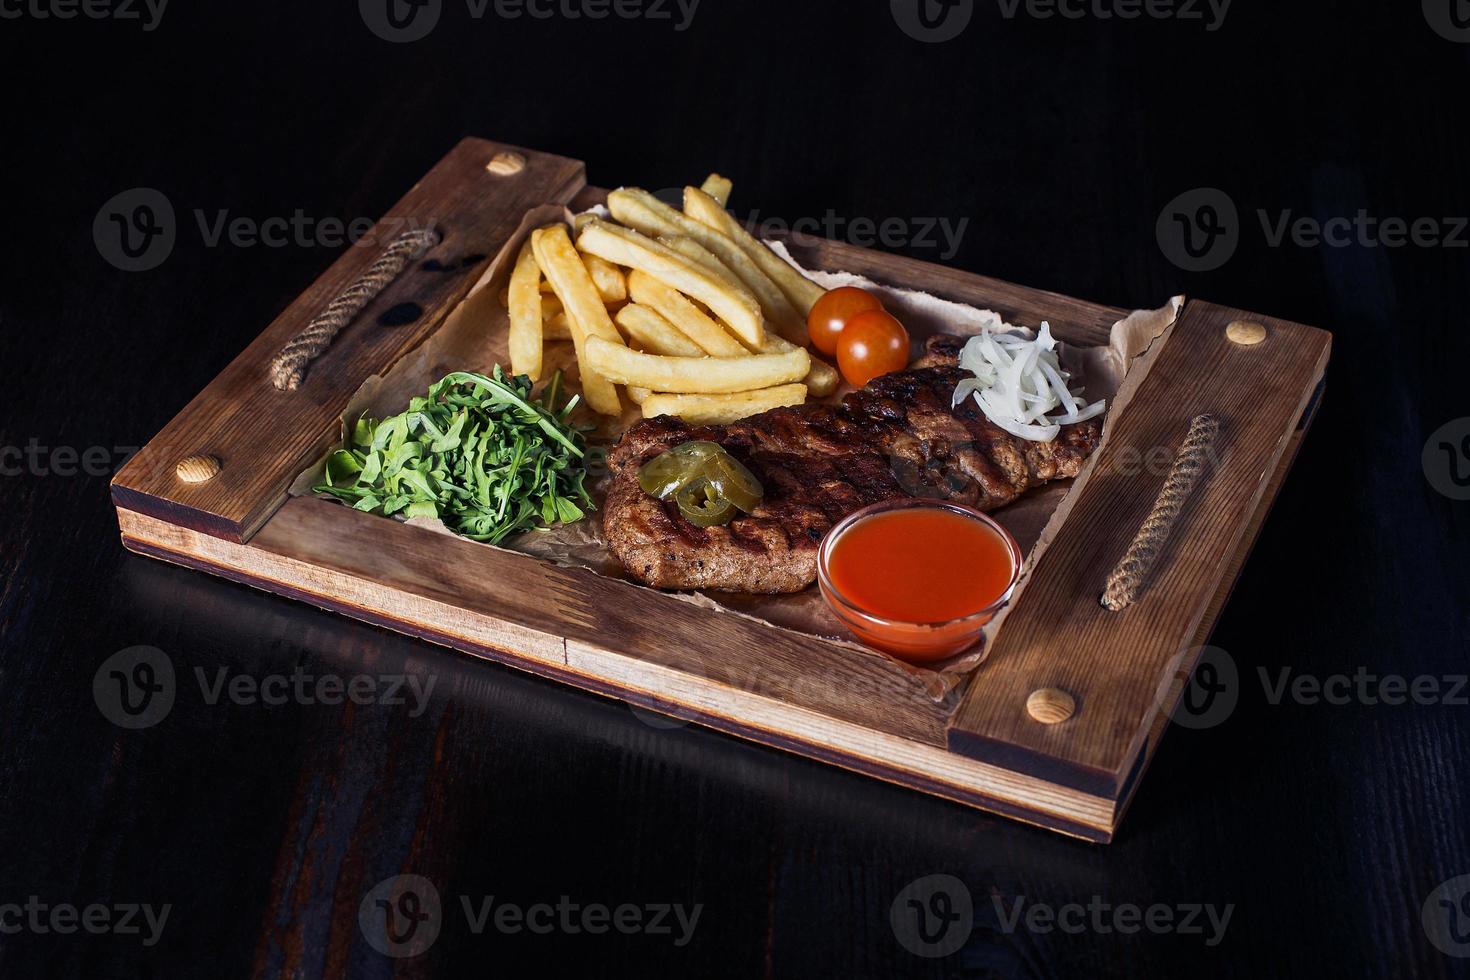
[{"left": 291, "top": 204, "right": 1181, "bottom": 700}]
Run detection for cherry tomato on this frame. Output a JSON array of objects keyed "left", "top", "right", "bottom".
[
  {"left": 837, "top": 310, "right": 911, "bottom": 387},
  {"left": 807, "top": 286, "right": 884, "bottom": 356}
]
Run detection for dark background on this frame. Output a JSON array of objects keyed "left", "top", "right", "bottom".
[{"left": 1, "top": 0, "right": 1467, "bottom": 976}]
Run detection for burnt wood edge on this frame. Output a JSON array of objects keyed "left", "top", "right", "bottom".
[
  {"left": 110, "top": 138, "right": 588, "bottom": 545},
  {"left": 944, "top": 346, "right": 1331, "bottom": 800},
  {"left": 117, "top": 528, "right": 1114, "bottom": 844}
]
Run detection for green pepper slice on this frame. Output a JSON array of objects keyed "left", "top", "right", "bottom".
[
  {"left": 639, "top": 440, "right": 763, "bottom": 528},
  {"left": 675, "top": 477, "right": 738, "bottom": 528},
  {"left": 701, "top": 451, "right": 763, "bottom": 514},
  {"left": 637, "top": 441, "right": 724, "bottom": 499}
]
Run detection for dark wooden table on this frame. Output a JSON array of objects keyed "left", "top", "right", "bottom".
[{"left": 2, "top": 1, "right": 1467, "bottom": 976}]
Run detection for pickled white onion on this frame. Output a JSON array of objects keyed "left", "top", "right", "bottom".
[{"left": 952, "top": 323, "right": 1107, "bottom": 442}]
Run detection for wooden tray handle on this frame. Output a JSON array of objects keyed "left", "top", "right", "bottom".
[
  {"left": 268, "top": 228, "right": 442, "bottom": 391},
  {"left": 1100, "top": 413, "right": 1221, "bottom": 612}
]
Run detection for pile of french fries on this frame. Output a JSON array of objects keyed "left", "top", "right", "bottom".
[{"left": 507, "top": 175, "right": 838, "bottom": 426}]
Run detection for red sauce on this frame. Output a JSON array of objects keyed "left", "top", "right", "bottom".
[{"left": 820, "top": 503, "right": 1020, "bottom": 662}]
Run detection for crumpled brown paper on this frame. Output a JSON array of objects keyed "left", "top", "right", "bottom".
[{"left": 292, "top": 203, "right": 1181, "bottom": 700}]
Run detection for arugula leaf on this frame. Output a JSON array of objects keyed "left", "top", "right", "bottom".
[{"left": 315, "top": 367, "right": 595, "bottom": 544}]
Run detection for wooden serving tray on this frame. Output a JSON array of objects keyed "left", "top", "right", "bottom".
[{"left": 111, "top": 138, "right": 1330, "bottom": 842}]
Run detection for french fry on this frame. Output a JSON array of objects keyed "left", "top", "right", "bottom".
[
  {"left": 683, "top": 185, "right": 827, "bottom": 320},
  {"left": 539, "top": 253, "right": 626, "bottom": 304},
  {"left": 582, "top": 253, "right": 628, "bottom": 304},
  {"left": 606, "top": 188, "right": 804, "bottom": 341},
  {"left": 507, "top": 240, "right": 543, "bottom": 381},
  {"left": 699, "top": 173, "right": 733, "bottom": 208},
  {"left": 655, "top": 237, "right": 838, "bottom": 395},
  {"left": 627, "top": 385, "right": 653, "bottom": 405},
  {"left": 627, "top": 270, "right": 747, "bottom": 358},
  {"left": 657, "top": 235, "right": 746, "bottom": 293},
  {"left": 544, "top": 311, "right": 573, "bottom": 341},
  {"left": 584, "top": 336, "right": 810, "bottom": 394},
  {"left": 531, "top": 225, "right": 622, "bottom": 416},
  {"left": 576, "top": 219, "right": 765, "bottom": 347},
  {"left": 614, "top": 304, "right": 706, "bottom": 358},
  {"left": 642, "top": 385, "right": 808, "bottom": 425}
]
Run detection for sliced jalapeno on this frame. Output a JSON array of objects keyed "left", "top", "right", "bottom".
[
  {"left": 639, "top": 440, "right": 763, "bottom": 528},
  {"left": 702, "top": 452, "right": 762, "bottom": 514},
  {"left": 637, "top": 441, "right": 725, "bottom": 498},
  {"left": 675, "top": 477, "right": 738, "bottom": 528}
]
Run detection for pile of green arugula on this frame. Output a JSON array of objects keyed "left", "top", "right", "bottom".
[{"left": 314, "top": 368, "right": 595, "bottom": 545}]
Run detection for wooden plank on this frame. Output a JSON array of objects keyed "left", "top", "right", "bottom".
[
  {"left": 946, "top": 300, "right": 1332, "bottom": 795},
  {"left": 254, "top": 498, "right": 947, "bottom": 743},
  {"left": 116, "top": 502, "right": 1119, "bottom": 842},
  {"left": 111, "top": 139, "right": 587, "bottom": 543}
]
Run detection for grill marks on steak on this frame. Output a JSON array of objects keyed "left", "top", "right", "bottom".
[{"left": 603, "top": 335, "right": 1104, "bottom": 593}]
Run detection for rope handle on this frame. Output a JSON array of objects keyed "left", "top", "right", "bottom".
[
  {"left": 269, "top": 228, "right": 441, "bottom": 391},
  {"left": 1100, "top": 414, "right": 1220, "bottom": 612}
]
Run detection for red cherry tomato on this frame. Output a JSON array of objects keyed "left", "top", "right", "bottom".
[
  {"left": 837, "top": 310, "right": 910, "bottom": 387},
  {"left": 807, "top": 286, "right": 884, "bottom": 356}
]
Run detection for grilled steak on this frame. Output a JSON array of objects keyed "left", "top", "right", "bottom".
[{"left": 604, "top": 335, "right": 1103, "bottom": 593}]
